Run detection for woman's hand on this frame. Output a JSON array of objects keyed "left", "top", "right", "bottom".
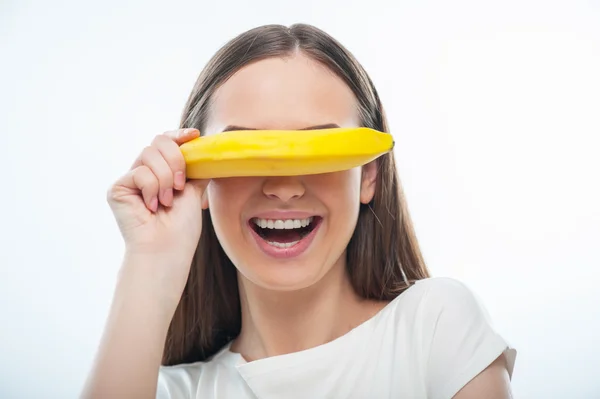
[
  {"left": 83, "top": 128, "right": 208, "bottom": 399},
  {"left": 106, "top": 128, "right": 208, "bottom": 304}
]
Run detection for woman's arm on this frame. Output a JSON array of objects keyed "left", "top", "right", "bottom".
[
  {"left": 80, "top": 256, "right": 176, "bottom": 399},
  {"left": 82, "top": 128, "right": 206, "bottom": 399},
  {"left": 453, "top": 354, "right": 513, "bottom": 399}
]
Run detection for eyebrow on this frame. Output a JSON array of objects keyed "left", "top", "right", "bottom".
[{"left": 221, "top": 123, "right": 340, "bottom": 132}]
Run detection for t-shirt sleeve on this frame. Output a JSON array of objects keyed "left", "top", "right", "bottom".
[
  {"left": 418, "top": 278, "right": 517, "bottom": 399},
  {"left": 155, "top": 365, "right": 196, "bottom": 399}
]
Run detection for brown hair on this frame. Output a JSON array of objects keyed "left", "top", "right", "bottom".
[{"left": 162, "top": 23, "right": 430, "bottom": 366}]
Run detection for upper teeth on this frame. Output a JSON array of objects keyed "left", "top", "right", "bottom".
[{"left": 253, "top": 217, "right": 313, "bottom": 229}]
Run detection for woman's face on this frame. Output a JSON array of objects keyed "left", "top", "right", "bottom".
[{"left": 203, "top": 52, "right": 377, "bottom": 291}]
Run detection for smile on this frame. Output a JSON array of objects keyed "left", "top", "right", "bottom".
[{"left": 248, "top": 216, "right": 323, "bottom": 258}]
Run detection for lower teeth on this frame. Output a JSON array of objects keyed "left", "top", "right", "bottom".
[{"left": 267, "top": 240, "right": 300, "bottom": 249}]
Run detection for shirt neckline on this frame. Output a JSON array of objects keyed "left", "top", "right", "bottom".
[{"left": 213, "top": 281, "right": 421, "bottom": 372}]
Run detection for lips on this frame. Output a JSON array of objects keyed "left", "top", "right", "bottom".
[
  {"left": 247, "top": 215, "right": 323, "bottom": 259},
  {"left": 251, "top": 217, "right": 318, "bottom": 243}
]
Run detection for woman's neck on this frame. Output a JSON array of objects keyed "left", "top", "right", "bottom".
[{"left": 230, "top": 259, "right": 387, "bottom": 361}]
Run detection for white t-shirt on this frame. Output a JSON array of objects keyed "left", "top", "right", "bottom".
[{"left": 157, "top": 277, "right": 516, "bottom": 399}]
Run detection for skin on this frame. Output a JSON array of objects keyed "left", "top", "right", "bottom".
[
  {"left": 81, "top": 51, "right": 513, "bottom": 398},
  {"left": 454, "top": 355, "right": 513, "bottom": 398},
  {"left": 202, "top": 53, "right": 385, "bottom": 360}
]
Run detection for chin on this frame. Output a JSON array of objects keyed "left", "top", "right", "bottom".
[{"left": 240, "top": 260, "right": 327, "bottom": 292}]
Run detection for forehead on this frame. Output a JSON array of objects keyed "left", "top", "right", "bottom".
[{"left": 204, "top": 53, "right": 359, "bottom": 134}]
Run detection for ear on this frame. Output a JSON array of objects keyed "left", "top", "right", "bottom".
[{"left": 360, "top": 160, "right": 377, "bottom": 204}]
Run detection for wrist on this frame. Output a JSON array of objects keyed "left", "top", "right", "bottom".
[
  {"left": 117, "top": 253, "right": 186, "bottom": 322},
  {"left": 123, "top": 245, "right": 192, "bottom": 267}
]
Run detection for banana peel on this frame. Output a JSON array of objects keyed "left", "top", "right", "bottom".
[{"left": 179, "top": 127, "right": 394, "bottom": 179}]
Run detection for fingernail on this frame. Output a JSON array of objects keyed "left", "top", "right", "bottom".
[
  {"left": 174, "top": 171, "right": 186, "bottom": 189},
  {"left": 150, "top": 196, "right": 158, "bottom": 213},
  {"left": 183, "top": 128, "right": 198, "bottom": 135}
]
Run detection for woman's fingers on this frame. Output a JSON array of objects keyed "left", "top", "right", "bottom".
[
  {"left": 120, "top": 128, "right": 201, "bottom": 210},
  {"left": 151, "top": 135, "right": 188, "bottom": 191},
  {"left": 130, "top": 128, "right": 199, "bottom": 167},
  {"left": 111, "top": 165, "right": 159, "bottom": 212},
  {"left": 172, "top": 128, "right": 200, "bottom": 146},
  {"left": 126, "top": 128, "right": 200, "bottom": 207},
  {"left": 140, "top": 145, "right": 174, "bottom": 207},
  {"left": 132, "top": 166, "right": 159, "bottom": 212}
]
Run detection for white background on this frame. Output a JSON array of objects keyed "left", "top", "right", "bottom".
[{"left": 1, "top": 0, "right": 599, "bottom": 397}]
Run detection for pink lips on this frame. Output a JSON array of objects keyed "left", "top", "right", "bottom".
[
  {"left": 248, "top": 214, "right": 322, "bottom": 259},
  {"left": 251, "top": 210, "right": 317, "bottom": 220}
]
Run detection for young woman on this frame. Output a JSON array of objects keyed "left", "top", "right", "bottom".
[{"left": 83, "top": 24, "right": 516, "bottom": 398}]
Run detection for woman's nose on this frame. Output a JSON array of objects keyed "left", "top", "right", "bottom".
[{"left": 262, "top": 176, "right": 306, "bottom": 202}]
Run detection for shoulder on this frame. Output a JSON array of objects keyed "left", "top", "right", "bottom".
[
  {"left": 407, "top": 276, "right": 481, "bottom": 301},
  {"left": 406, "top": 277, "right": 507, "bottom": 352},
  {"left": 411, "top": 276, "right": 490, "bottom": 319},
  {"left": 384, "top": 277, "right": 489, "bottom": 325},
  {"left": 156, "top": 362, "right": 206, "bottom": 399},
  {"left": 156, "top": 347, "right": 247, "bottom": 399},
  {"left": 391, "top": 277, "right": 517, "bottom": 399}
]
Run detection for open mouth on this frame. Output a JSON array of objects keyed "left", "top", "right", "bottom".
[{"left": 250, "top": 216, "right": 322, "bottom": 249}]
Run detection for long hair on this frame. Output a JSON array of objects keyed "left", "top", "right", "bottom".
[{"left": 162, "top": 23, "right": 430, "bottom": 366}]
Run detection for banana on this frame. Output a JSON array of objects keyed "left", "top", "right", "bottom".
[{"left": 179, "top": 127, "right": 394, "bottom": 179}]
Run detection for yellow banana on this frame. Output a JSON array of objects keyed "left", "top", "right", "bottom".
[{"left": 179, "top": 127, "right": 394, "bottom": 179}]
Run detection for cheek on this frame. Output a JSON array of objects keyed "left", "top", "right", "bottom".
[
  {"left": 206, "top": 178, "right": 256, "bottom": 233},
  {"left": 310, "top": 169, "right": 362, "bottom": 206},
  {"left": 207, "top": 177, "right": 256, "bottom": 199},
  {"left": 310, "top": 170, "right": 363, "bottom": 254}
]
